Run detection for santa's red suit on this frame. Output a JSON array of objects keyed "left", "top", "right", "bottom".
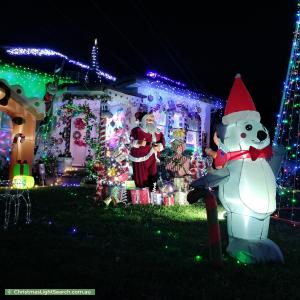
[{"left": 129, "top": 125, "right": 165, "bottom": 189}]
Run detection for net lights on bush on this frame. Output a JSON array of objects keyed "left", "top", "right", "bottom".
[
  {"left": 273, "top": 1, "right": 300, "bottom": 227},
  {"left": 6, "top": 47, "right": 116, "bottom": 82}
]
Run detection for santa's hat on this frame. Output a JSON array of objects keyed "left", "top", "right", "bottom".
[{"left": 222, "top": 74, "right": 261, "bottom": 125}]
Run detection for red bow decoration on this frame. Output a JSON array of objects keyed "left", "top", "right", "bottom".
[
  {"left": 248, "top": 145, "right": 272, "bottom": 161},
  {"left": 226, "top": 144, "right": 273, "bottom": 163}
]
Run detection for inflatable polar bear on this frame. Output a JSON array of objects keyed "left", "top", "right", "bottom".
[{"left": 191, "top": 74, "right": 284, "bottom": 264}]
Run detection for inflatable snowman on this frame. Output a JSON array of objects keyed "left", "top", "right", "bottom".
[{"left": 192, "top": 74, "right": 284, "bottom": 264}]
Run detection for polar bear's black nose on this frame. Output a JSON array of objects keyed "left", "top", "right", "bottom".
[{"left": 257, "top": 130, "right": 267, "bottom": 141}]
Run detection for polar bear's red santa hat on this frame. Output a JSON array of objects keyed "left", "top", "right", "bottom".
[{"left": 222, "top": 74, "right": 261, "bottom": 125}]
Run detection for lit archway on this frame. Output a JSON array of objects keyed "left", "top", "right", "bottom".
[{"left": 0, "top": 80, "right": 44, "bottom": 179}]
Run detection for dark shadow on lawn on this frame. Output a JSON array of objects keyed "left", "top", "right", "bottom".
[{"left": 0, "top": 187, "right": 299, "bottom": 299}]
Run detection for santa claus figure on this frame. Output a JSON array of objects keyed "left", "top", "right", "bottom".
[{"left": 129, "top": 111, "right": 165, "bottom": 190}]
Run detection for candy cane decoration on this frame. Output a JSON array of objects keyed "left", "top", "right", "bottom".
[
  {"left": 99, "top": 116, "right": 106, "bottom": 158},
  {"left": 64, "top": 115, "right": 72, "bottom": 154},
  {"left": 204, "top": 191, "right": 223, "bottom": 267},
  {"left": 13, "top": 133, "right": 25, "bottom": 144},
  {"left": 12, "top": 133, "right": 25, "bottom": 149}
]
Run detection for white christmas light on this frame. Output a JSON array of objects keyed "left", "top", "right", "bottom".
[{"left": 6, "top": 47, "right": 116, "bottom": 81}]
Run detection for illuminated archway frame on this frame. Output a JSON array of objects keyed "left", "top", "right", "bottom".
[{"left": 0, "top": 80, "right": 45, "bottom": 179}]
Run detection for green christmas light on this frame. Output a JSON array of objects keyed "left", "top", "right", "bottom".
[
  {"left": 194, "top": 255, "right": 203, "bottom": 263},
  {"left": 0, "top": 60, "right": 77, "bottom": 99},
  {"left": 236, "top": 251, "right": 253, "bottom": 264}
]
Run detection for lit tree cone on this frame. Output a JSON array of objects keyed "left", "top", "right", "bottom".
[{"left": 204, "top": 191, "right": 223, "bottom": 267}]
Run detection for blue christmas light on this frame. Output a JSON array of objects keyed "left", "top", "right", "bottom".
[
  {"left": 146, "top": 70, "right": 186, "bottom": 87},
  {"left": 71, "top": 227, "right": 77, "bottom": 234}
]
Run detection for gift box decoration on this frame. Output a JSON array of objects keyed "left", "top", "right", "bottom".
[
  {"left": 125, "top": 180, "right": 136, "bottom": 190},
  {"left": 131, "top": 188, "right": 150, "bottom": 205},
  {"left": 174, "top": 191, "right": 188, "bottom": 205},
  {"left": 151, "top": 192, "right": 163, "bottom": 205},
  {"left": 163, "top": 195, "right": 175, "bottom": 206}
]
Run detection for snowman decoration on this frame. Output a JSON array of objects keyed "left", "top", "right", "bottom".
[{"left": 192, "top": 74, "right": 284, "bottom": 264}]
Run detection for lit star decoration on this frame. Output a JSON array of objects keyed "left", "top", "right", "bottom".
[
  {"left": 273, "top": 1, "right": 300, "bottom": 228},
  {"left": 6, "top": 47, "right": 116, "bottom": 81}
]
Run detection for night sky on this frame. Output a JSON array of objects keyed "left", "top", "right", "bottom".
[{"left": 1, "top": 0, "right": 297, "bottom": 138}]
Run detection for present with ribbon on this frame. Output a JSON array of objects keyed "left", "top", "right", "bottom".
[
  {"left": 151, "top": 192, "right": 163, "bottom": 205},
  {"left": 163, "top": 195, "right": 175, "bottom": 206},
  {"left": 174, "top": 191, "right": 188, "bottom": 205},
  {"left": 131, "top": 188, "right": 150, "bottom": 205}
]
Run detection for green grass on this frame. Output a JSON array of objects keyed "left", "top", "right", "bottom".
[{"left": 0, "top": 187, "right": 300, "bottom": 299}]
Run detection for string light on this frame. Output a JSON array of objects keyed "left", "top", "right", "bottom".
[
  {"left": 146, "top": 70, "right": 187, "bottom": 87},
  {"left": 273, "top": 1, "right": 300, "bottom": 226},
  {"left": 0, "top": 60, "right": 77, "bottom": 99},
  {"left": 5, "top": 46, "right": 116, "bottom": 81},
  {"left": 143, "top": 78, "right": 223, "bottom": 110}
]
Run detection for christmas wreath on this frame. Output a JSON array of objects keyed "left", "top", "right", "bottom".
[{"left": 73, "top": 131, "right": 86, "bottom": 147}]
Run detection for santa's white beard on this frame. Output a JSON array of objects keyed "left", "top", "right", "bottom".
[
  {"left": 140, "top": 120, "right": 160, "bottom": 163},
  {"left": 142, "top": 123, "right": 157, "bottom": 134},
  {"left": 141, "top": 121, "right": 158, "bottom": 141}
]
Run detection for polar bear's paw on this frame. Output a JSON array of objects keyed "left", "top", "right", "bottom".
[{"left": 226, "top": 237, "right": 284, "bottom": 264}]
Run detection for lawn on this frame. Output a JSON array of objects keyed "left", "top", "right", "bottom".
[{"left": 1, "top": 186, "right": 299, "bottom": 299}]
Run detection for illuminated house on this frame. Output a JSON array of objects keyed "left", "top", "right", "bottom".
[
  {"left": 117, "top": 72, "right": 223, "bottom": 149},
  {"left": 1, "top": 43, "right": 223, "bottom": 173},
  {"left": 45, "top": 71, "right": 222, "bottom": 168}
]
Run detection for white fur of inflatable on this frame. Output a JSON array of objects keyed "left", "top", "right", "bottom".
[
  {"left": 191, "top": 74, "right": 284, "bottom": 264},
  {"left": 216, "top": 73, "right": 284, "bottom": 264},
  {"left": 219, "top": 119, "right": 284, "bottom": 264}
]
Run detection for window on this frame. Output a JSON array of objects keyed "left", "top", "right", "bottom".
[{"left": 153, "top": 111, "right": 167, "bottom": 135}]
